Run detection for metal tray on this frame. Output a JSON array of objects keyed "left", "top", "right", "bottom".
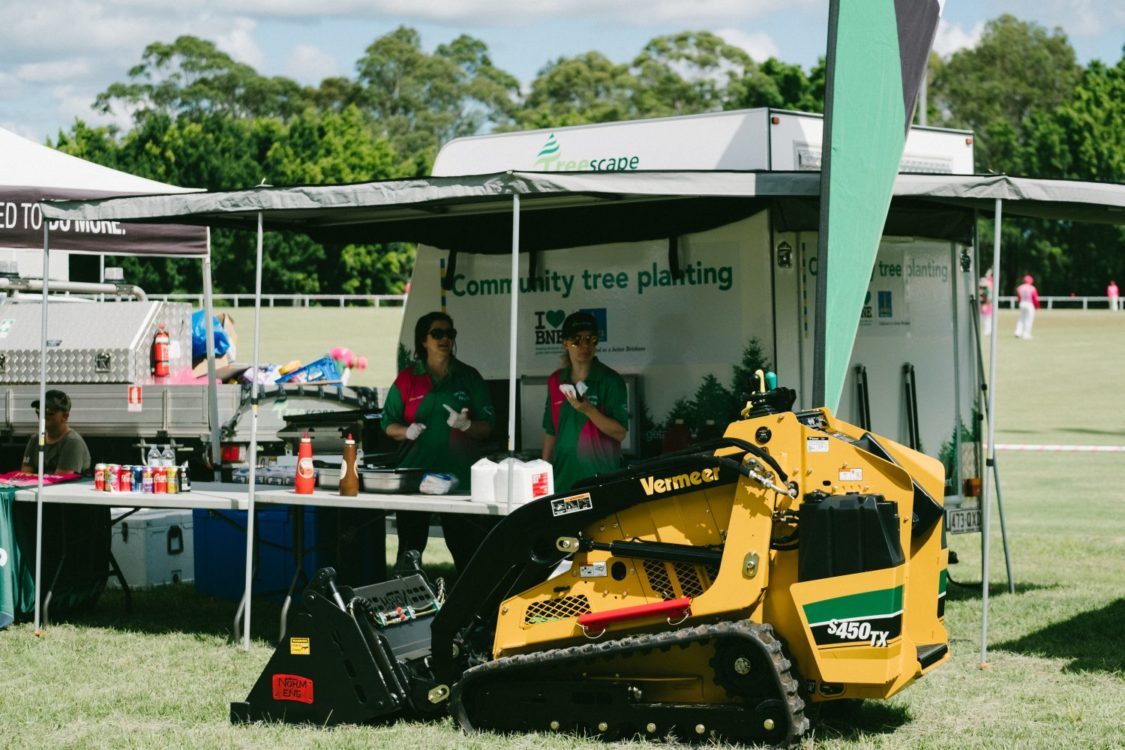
[
  {"left": 360, "top": 468, "right": 425, "bottom": 494},
  {"left": 318, "top": 467, "right": 342, "bottom": 489}
]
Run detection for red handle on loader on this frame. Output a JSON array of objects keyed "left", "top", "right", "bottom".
[{"left": 577, "top": 596, "right": 692, "bottom": 635}]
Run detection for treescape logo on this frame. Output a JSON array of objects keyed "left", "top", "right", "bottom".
[{"left": 534, "top": 134, "right": 641, "bottom": 172}]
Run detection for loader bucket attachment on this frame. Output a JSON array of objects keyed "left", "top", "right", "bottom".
[{"left": 231, "top": 564, "right": 445, "bottom": 726}]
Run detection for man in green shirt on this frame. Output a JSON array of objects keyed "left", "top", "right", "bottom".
[{"left": 21, "top": 390, "right": 90, "bottom": 474}]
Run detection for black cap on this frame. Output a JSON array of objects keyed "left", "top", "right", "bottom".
[
  {"left": 31, "top": 389, "right": 71, "bottom": 413},
  {"left": 561, "top": 311, "right": 599, "bottom": 339}
]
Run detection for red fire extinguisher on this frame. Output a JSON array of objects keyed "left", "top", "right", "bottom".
[{"left": 152, "top": 324, "right": 170, "bottom": 377}]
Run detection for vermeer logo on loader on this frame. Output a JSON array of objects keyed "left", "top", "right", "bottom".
[
  {"left": 551, "top": 492, "right": 593, "bottom": 517},
  {"left": 639, "top": 468, "right": 721, "bottom": 497},
  {"left": 271, "top": 674, "right": 314, "bottom": 704}
]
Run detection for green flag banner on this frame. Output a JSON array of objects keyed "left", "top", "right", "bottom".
[{"left": 813, "top": 0, "right": 942, "bottom": 410}]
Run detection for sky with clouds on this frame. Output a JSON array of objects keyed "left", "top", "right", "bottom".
[{"left": 1, "top": 0, "right": 1121, "bottom": 144}]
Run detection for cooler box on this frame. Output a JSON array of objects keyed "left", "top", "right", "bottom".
[
  {"left": 109, "top": 508, "right": 194, "bottom": 588},
  {"left": 192, "top": 506, "right": 340, "bottom": 603}
]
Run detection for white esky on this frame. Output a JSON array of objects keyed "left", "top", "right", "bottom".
[{"left": 1, "top": 1, "right": 1122, "bottom": 145}]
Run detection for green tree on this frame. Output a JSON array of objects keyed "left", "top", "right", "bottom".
[
  {"left": 513, "top": 52, "right": 638, "bottom": 128},
  {"left": 630, "top": 31, "right": 756, "bottom": 116},
  {"left": 93, "top": 36, "right": 316, "bottom": 123},
  {"left": 930, "top": 15, "right": 1082, "bottom": 171},
  {"left": 356, "top": 26, "right": 519, "bottom": 173}
]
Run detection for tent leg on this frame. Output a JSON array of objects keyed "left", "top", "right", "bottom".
[
  {"left": 202, "top": 236, "right": 221, "bottom": 480},
  {"left": 33, "top": 225, "right": 51, "bottom": 633},
  {"left": 979, "top": 199, "right": 1004, "bottom": 667},
  {"left": 505, "top": 194, "right": 520, "bottom": 515},
  {"left": 241, "top": 212, "right": 265, "bottom": 650}
]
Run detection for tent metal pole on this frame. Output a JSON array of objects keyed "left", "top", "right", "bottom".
[
  {"left": 951, "top": 243, "right": 962, "bottom": 499},
  {"left": 241, "top": 212, "right": 264, "bottom": 650},
  {"left": 33, "top": 224, "right": 50, "bottom": 632},
  {"left": 506, "top": 194, "right": 520, "bottom": 515},
  {"left": 980, "top": 198, "right": 1002, "bottom": 666},
  {"left": 202, "top": 229, "right": 221, "bottom": 478}
]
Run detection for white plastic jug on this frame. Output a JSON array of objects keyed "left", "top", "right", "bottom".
[
  {"left": 517, "top": 459, "right": 555, "bottom": 502},
  {"left": 470, "top": 458, "right": 498, "bottom": 503},
  {"left": 493, "top": 457, "right": 521, "bottom": 504}
]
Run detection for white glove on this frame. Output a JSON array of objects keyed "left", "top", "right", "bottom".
[
  {"left": 405, "top": 422, "right": 427, "bottom": 441},
  {"left": 444, "top": 405, "right": 472, "bottom": 432}
]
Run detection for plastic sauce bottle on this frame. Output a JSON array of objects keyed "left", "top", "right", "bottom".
[
  {"left": 339, "top": 434, "right": 359, "bottom": 497},
  {"left": 295, "top": 433, "right": 315, "bottom": 494}
]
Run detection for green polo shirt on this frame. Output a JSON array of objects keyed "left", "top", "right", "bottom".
[
  {"left": 382, "top": 358, "right": 495, "bottom": 490},
  {"left": 543, "top": 358, "right": 629, "bottom": 493}
]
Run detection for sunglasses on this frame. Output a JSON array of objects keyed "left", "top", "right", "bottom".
[
  {"left": 567, "top": 334, "right": 598, "bottom": 347},
  {"left": 428, "top": 327, "right": 458, "bottom": 341}
]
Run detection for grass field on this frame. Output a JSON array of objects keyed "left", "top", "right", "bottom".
[{"left": 1, "top": 309, "right": 1123, "bottom": 749}]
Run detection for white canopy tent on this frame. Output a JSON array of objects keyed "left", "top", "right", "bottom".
[
  {"left": 0, "top": 127, "right": 211, "bottom": 631},
  {"left": 41, "top": 169, "right": 1125, "bottom": 653}
]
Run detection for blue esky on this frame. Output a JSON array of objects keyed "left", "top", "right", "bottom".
[{"left": 1, "top": 1, "right": 1121, "bottom": 144}]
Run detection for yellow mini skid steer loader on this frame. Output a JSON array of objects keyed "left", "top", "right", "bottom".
[{"left": 232, "top": 384, "right": 949, "bottom": 745}]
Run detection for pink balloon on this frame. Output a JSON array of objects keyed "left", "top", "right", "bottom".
[
  {"left": 329, "top": 346, "right": 344, "bottom": 360},
  {"left": 357, "top": 356, "right": 368, "bottom": 371},
  {"left": 342, "top": 351, "right": 355, "bottom": 368}
]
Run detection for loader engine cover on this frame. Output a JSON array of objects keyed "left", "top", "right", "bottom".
[{"left": 233, "top": 404, "right": 950, "bottom": 746}]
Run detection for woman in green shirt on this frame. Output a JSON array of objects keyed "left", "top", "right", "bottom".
[
  {"left": 383, "top": 312, "right": 496, "bottom": 571},
  {"left": 542, "top": 311, "right": 629, "bottom": 493}
]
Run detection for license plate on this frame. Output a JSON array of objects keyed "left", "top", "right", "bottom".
[{"left": 946, "top": 507, "right": 982, "bottom": 534}]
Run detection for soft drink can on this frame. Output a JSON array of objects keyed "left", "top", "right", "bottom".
[
  {"left": 167, "top": 466, "right": 179, "bottom": 494},
  {"left": 153, "top": 467, "right": 167, "bottom": 494},
  {"left": 179, "top": 462, "right": 191, "bottom": 493},
  {"left": 93, "top": 464, "right": 106, "bottom": 491},
  {"left": 106, "top": 464, "right": 121, "bottom": 492},
  {"left": 142, "top": 466, "right": 154, "bottom": 494},
  {"left": 119, "top": 465, "right": 133, "bottom": 492},
  {"left": 132, "top": 465, "right": 144, "bottom": 491}
]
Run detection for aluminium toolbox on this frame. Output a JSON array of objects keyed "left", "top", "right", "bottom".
[
  {"left": 108, "top": 508, "right": 194, "bottom": 588},
  {"left": 0, "top": 300, "right": 192, "bottom": 384}
]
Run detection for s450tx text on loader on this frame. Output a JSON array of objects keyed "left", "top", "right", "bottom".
[{"left": 232, "top": 384, "right": 950, "bottom": 745}]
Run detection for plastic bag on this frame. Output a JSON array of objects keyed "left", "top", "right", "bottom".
[{"left": 191, "top": 310, "right": 231, "bottom": 359}]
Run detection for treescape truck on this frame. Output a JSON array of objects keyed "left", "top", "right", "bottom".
[
  {"left": 0, "top": 279, "right": 382, "bottom": 474},
  {"left": 232, "top": 382, "right": 950, "bottom": 745}
]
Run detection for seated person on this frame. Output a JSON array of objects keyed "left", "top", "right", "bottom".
[{"left": 20, "top": 389, "right": 91, "bottom": 474}]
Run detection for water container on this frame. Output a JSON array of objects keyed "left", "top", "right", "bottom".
[
  {"left": 471, "top": 458, "right": 498, "bottom": 503},
  {"left": 160, "top": 445, "right": 176, "bottom": 468},
  {"left": 518, "top": 459, "right": 555, "bottom": 502},
  {"left": 493, "top": 457, "right": 521, "bottom": 504},
  {"left": 147, "top": 445, "right": 161, "bottom": 468}
]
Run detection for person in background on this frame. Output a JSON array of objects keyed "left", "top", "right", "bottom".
[
  {"left": 1014, "top": 275, "right": 1040, "bottom": 340},
  {"left": 978, "top": 270, "right": 994, "bottom": 336},
  {"left": 20, "top": 389, "right": 90, "bottom": 474},
  {"left": 382, "top": 312, "right": 496, "bottom": 571},
  {"left": 542, "top": 311, "right": 629, "bottom": 493},
  {"left": 1108, "top": 280, "right": 1119, "bottom": 312}
]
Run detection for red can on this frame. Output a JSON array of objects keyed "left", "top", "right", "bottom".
[
  {"left": 93, "top": 463, "right": 107, "bottom": 491},
  {"left": 119, "top": 465, "right": 133, "bottom": 493},
  {"left": 153, "top": 467, "right": 167, "bottom": 494}
]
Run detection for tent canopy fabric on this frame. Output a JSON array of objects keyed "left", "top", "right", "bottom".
[
  {"left": 1, "top": 127, "right": 207, "bottom": 256},
  {"left": 40, "top": 171, "right": 1125, "bottom": 254}
]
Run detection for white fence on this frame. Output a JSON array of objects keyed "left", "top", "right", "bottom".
[
  {"left": 997, "top": 296, "right": 1119, "bottom": 310},
  {"left": 147, "top": 293, "right": 407, "bottom": 308}
]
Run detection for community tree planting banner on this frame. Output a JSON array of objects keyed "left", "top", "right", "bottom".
[
  {"left": 813, "top": 0, "right": 942, "bottom": 409},
  {"left": 401, "top": 214, "right": 776, "bottom": 439}
]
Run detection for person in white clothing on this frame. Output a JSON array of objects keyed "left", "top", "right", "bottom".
[
  {"left": 1014, "top": 275, "right": 1040, "bottom": 339},
  {"left": 1108, "top": 280, "right": 1119, "bottom": 312},
  {"left": 978, "top": 270, "right": 994, "bottom": 335}
]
